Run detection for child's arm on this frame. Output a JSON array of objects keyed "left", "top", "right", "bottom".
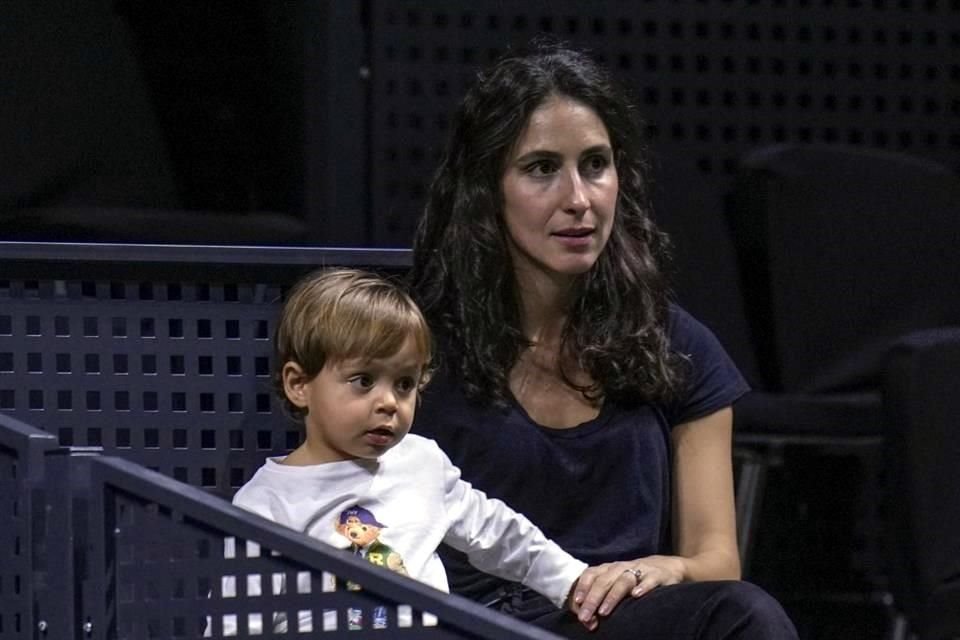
[{"left": 436, "top": 447, "right": 587, "bottom": 611}]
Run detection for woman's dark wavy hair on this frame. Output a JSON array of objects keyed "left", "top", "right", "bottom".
[{"left": 409, "top": 40, "right": 685, "bottom": 407}]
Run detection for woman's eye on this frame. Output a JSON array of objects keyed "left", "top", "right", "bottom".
[
  {"left": 582, "top": 154, "right": 610, "bottom": 175},
  {"left": 524, "top": 159, "right": 559, "bottom": 177}
]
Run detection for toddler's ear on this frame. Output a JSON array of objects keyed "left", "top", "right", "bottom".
[{"left": 282, "top": 362, "right": 310, "bottom": 408}]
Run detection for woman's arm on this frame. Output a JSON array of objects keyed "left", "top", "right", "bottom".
[
  {"left": 671, "top": 406, "right": 741, "bottom": 580},
  {"left": 572, "top": 407, "right": 741, "bottom": 623}
]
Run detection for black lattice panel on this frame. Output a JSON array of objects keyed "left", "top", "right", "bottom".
[
  {"left": 108, "top": 506, "right": 448, "bottom": 639},
  {"left": 0, "top": 442, "right": 31, "bottom": 638},
  {"left": 108, "top": 495, "right": 421, "bottom": 638},
  {"left": 83, "top": 456, "right": 556, "bottom": 640},
  {"left": 0, "top": 415, "right": 58, "bottom": 640},
  {"left": 0, "top": 278, "right": 296, "bottom": 496},
  {"left": 367, "top": 0, "right": 960, "bottom": 246}
]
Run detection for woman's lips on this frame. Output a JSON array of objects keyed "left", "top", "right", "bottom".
[{"left": 552, "top": 228, "right": 594, "bottom": 247}]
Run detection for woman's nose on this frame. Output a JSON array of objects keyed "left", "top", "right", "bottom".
[{"left": 562, "top": 169, "right": 589, "bottom": 214}]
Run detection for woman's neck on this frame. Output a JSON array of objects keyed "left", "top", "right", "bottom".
[
  {"left": 513, "top": 267, "right": 575, "bottom": 343},
  {"left": 508, "top": 269, "right": 602, "bottom": 429},
  {"left": 509, "top": 328, "right": 601, "bottom": 429}
]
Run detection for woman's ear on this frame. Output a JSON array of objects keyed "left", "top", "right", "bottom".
[{"left": 282, "top": 361, "right": 310, "bottom": 409}]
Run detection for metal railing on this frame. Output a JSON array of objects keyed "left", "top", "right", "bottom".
[{"left": 0, "top": 416, "right": 560, "bottom": 639}]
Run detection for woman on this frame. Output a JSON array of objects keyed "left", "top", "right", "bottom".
[{"left": 409, "top": 42, "right": 797, "bottom": 638}]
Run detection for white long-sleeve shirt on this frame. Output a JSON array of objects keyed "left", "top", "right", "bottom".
[{"left": 232, "top": 434, "right": 586, "bottom": 610}]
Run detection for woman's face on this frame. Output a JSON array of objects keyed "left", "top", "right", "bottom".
[{"left": 500, "top": 95, "right": 618, "bottom": 289}]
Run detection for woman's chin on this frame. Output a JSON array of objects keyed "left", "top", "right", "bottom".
[{"left": 555, "top": 254, "right": 602, "bottom": 276}]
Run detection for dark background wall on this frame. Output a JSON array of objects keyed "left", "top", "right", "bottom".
[
  {"left": 365, "top": 0, "right": 960, "bottom": 246},
  {"left": 4, "top": 0, "right": 958, "bottom": 246}
]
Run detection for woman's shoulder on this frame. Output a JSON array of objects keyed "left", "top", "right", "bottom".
[
  {"left": 666, "top": 303, "right": 731, "bottom": 359},
  {"left": 667, "top": 302, "right": 708, "bottom": 340},
  {"left": 663, "top": 303, "right": 750, "bottom": 423}
]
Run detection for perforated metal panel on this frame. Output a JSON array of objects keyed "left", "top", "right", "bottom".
[
  {"left": 103, "top": 485, "right": 451, "bottom": 638},
  {"left": 0, "top": 415, "right": 58, "bottom": 639},
  {"left": 0, "top": 244, "right": 411, "bottom": 497},
  {"left": 0, "top": 443, "right": 30, "bottom": 638},
  {"left": 366, "top": 0, "right": 960, "bottom": 246},
  {"left": 78, "top": 455, "right": 560, "bottom": 639},
  {"left": 0, "top": 279, "right": 291, "bottom": 497}
]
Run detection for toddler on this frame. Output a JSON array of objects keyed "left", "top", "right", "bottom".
[{"left": 231, "top": 268, "right": 593, "bottom": 631}]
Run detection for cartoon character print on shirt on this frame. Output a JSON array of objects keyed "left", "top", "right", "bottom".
[{"left": 335, "top": 505, "right": 408, "bottom": 590}]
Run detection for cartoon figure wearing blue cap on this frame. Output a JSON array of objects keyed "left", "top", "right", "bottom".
[{"left": 335, "top": 506, "right": 408, "bottom": 579}]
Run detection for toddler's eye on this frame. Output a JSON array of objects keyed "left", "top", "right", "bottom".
[
  {"left": 348, "top": 374, "right": 374, "bottom": 390},
  {"left": 396, "top": 377, "right": 417, "bottom": 394}
]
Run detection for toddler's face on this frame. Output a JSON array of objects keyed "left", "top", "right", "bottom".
[{"left": 290, "top": 336, "right": 424, "bottom": 463}]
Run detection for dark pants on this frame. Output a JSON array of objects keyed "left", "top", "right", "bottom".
[{"left": 493, "top": 581, "right": 799, "bottom": 640}]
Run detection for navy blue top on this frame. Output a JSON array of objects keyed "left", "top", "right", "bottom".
[{"left": 412, "top": 305, "right": 749, "bottom": 600}]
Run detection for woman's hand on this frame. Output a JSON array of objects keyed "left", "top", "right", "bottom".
[
  {"left": 566, "top": 574, "right": 600, "bottom": 631},
  {"left": 571, "top": 556, "right": 686, "bottom": 624}
]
